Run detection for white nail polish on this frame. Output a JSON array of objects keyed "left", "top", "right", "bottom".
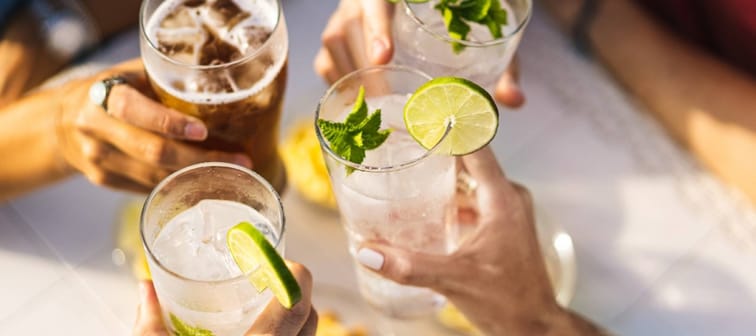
[{"left": 357, "top": 248, "right": 384, "bottom": 271}]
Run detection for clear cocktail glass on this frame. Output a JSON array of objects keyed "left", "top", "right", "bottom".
[
  {"left": 316, "top": 65, "right": 456, "bottom": 319},
  {"left": 393, "top": 0, "right": 575, "bottom": 306},
  {"left": 140, "top": 162, "right": 285, "bottom": 336},
  {"left": 393, "top": 0, "right": 531, "bottom": 90}
]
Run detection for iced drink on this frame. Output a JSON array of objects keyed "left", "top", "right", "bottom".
[
  {"left": 316, "top": 67, "right": 457, "bottom": 318},
  {"left": 140, "top": 0, "right": 288, "bottom": 192},
  {"left": 393, "top": 0, "right": 530, "bottom": 90},
  {"left": 141, "top": 162, "right": 285, "bottom": 336}
]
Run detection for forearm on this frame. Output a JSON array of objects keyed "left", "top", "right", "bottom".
[
  {"left": 543, "top": 308, "right": 610, "bottom": 336},
  {"left": 587, "top": 0, "right": 756, "bottom": 203},
  {"left": 500, "top": 306, "right": 608, "bottom": 336},
  {"left": 0, "top": 9, "right": 64, "bottom": 107},
  {"left": 0, "top": 87, "right": 74, "bottom": 201}
]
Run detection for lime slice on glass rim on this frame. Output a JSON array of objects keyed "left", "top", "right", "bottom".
[
  {"left": 404, "top": 76, "right": 498, "bottom": 155},
  {"left": 227, "top": 222, "right": 301, "bottom": 309}
]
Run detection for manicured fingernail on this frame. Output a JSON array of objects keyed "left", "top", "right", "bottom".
[
  {"left": 184, "top": 122, "right": 207, "bottom": 140},
  {"left": 372, "top": 39, "right": 387, "bottom": 63},
  {"left": 234, "top": 155, "right": 253, "bottom": 168},
  {"left": 357, "top": 248, "right": 384, "bottom": 271}
]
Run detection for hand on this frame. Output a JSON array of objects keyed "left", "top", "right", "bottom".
[
  {"left": 55, "top": 59, "right": 252, "bottom": 194},
  {"left": 355, "top": 147, "right": 561, "bottom": 335},
  {"left": 315, "top": 0, "right": 524, "bottom": 107},
  {"left": 133, "top": 261, "right": 317, "bottom": 336}
]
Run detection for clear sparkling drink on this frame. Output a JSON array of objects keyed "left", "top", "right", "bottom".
[
  {"left": 149, "top": 199, "right": 279, "bottom": 336},
  {"left": 141, "top": 162, "right": 285, "bottom": 336},
  {"left": 342, "top": 97, "right": 457, "bottom": 317},
  {"left": 316, "top": 67, "right": 458, "bottom": 319},
  {"left": 393, "top": 0, "right": 529, "bottom": 90}
]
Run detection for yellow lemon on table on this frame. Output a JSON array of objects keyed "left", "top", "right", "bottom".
[
  {"left": 280, "top": 120, "right": 337, "bottom": 209},
  {"left": 315, "top": 311, "right": 368, "bottom": 336},
  {"left": 115, "top": 198, "right": 151, "bottom": 280},
  {"left": 437, "top": 303, "right": 481, "bottom": 335}
]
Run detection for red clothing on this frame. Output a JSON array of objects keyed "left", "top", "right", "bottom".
[{"left": 636, "top": 0, "right": 756, "bottom": 77}]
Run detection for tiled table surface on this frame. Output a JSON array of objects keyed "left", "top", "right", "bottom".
[{"left": 2, "top": 1, "right": 756, "bottom": 335}]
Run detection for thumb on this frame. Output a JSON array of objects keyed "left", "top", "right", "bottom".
[
  {"left": 361, "top": 0, "right": 394, "bottom": 65},
  {"left": 494, "top": 58, "right": 525, "bottom": 108},
  {"left": 134, "top": 281, "right": 168, "bottom": 336},
  {"left": 356, "top": 243, "right": 453, "bottom": 290}
]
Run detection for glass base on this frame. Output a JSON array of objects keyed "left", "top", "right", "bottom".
[{"left": 355, "top": 265, "right": 446, "bottom": 319}]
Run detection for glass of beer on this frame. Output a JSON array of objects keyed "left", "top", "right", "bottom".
[{"left": 139, "top": 0, "right": 288, "bottom": 192}]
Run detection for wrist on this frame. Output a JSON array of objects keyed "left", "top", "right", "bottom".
[
  {"left": 503, "top": 301, "right": 565, "bottom": 335},
  {"left": 529, "top": 306, "right": 610, "bottom": 336}
]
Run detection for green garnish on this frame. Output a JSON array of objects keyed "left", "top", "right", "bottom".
[
  {"left": 317, "top": 86, "right": 392, "bottom": 174},
  {"left": 170, "top": 313, "right": 214, "bottom": 336},
  {"left": 389, "top": 0, "right": 509, "bottom": 53}
]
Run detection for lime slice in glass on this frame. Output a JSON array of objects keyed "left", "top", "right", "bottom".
[
  {"left": 227, "top": 222, "right": 301, "bottom": 309},
  {"left": 404, "top": 76, "right": 498, "bottom": 155}
]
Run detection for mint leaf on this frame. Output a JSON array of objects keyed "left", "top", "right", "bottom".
[
  {"left": 484, "top": 16, "right": 502, "bottom": 38},
  {"left": 318, "top": 119, "right": 350, "bottom": 147},
  {"left": 387, "top": 0, "right": 509, "bottom": 54},
  {"left": 490, "top": 0, "right": 508, "bottom": 25},
  {"left": 363, "top": 129, "right": 392, "bottom": 150},
  {"left": 442, "top": 6, "right": 470, "bottom": 42},
  {"left": 361, "top": 108, "right": 382, "bottom": 134},
  {"left": 170, "top": 314, "right": 214, "bottom": 336},
  {"left": 317, "top": 86, "right": 392, "bottom": 174},
  {"left": 456, "top": 0, "right": 491, "bottom": 21},
  {"left": 346, "top": 86, "right": 368, "bottom": 127}
]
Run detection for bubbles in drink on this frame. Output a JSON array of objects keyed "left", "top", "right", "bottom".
[
  {"left": 146, "top": 0, "right": 284, "bottom": 102},
  {"left": 142, "top": 0, "right": 288, "bottom": 191},
  {"left": 151, "top": 199, "right": 278, "bottom": 281},
  {"left": 327, "top": 94, "right": 457, "bottom": 317}
]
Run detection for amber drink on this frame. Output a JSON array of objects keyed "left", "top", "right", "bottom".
[{"left": 140, "top": 0, "right": 288, "bottom": 191}]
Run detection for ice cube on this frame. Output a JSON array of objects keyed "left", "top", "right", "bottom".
[
  {"left": 186, "top": 71, "right": 235, "bottom": 93},
  {"left": 156, "top": 27, "right": 205, "bottom": 64},
  {"left": 198, "top": 24, "right": 242, "bottom": 65},
  {"left": 242, "top": 25, "right": 271, "bottom": 51},
  {"left": 160, "top": 5, "right": 200, "bottom": 29},
  {"left": 207, "top": 0, "right": 250, "bottom": 30}
]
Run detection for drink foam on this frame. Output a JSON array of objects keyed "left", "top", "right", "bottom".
[{"left": 144, "top": 0, "right": 287, "bottom": 104}]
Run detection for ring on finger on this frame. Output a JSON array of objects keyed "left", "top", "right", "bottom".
[{"left": 88, "top": 75, "right": 128, "bottom": 114}]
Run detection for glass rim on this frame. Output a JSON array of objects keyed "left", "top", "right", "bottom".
[
  {"left": 400, "top": 0, "right": 532, "bottom": 48},
  {"left": 314, "top": 65, "right": 452, "bottom": 173},
  {"left": 139, "top": 161, "right": 286, "bottom": 285},
  {"left": 139, "top": 0, "right": 284, "bottom": 71}
]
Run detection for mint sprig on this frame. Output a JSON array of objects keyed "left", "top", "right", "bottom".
[
  {"left": 389, "top": 0, "right": 508, "bottom": 53},
  {"left": 318, "top": 86, "right": 392, "bottom": 174},
  {"left": 170, "top": 313, "right": 214, "bottom": 336}
]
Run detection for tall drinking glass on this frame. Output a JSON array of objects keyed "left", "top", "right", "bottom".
[
  {"left": 316, "top": 66, "right": 456, "bottom": 319},
  {"left": 394, "top": 0, "right": 576, "bottom": 306},
  {"left": 393, "top": 0, "right": 531, "bottom": 90},
  {"left": 140, "top": 162, "right": 285, "bottom": 336},
  {"left": 139, "top": 0, "right": 288, "bottom": 192}
]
